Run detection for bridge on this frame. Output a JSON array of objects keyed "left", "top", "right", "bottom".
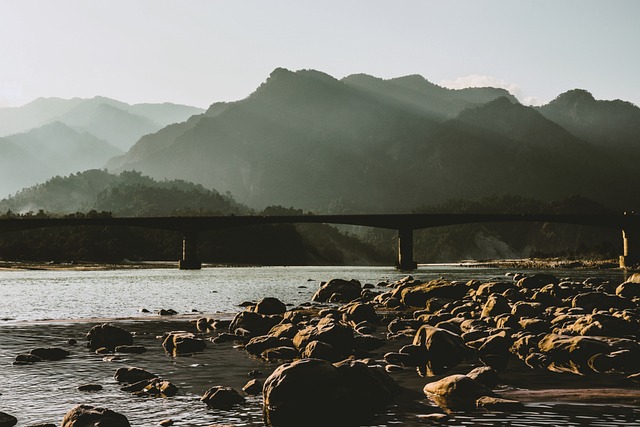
[{"left": 0, "top": 213, "right": 638, "bottom": 270}]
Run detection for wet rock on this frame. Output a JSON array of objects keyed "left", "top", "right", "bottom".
[
  {"left": 127, "top": 378, "right": 179, "bottom": 398},
  {"left": 201, "top": 386, "right": 245, "bottom": 409},
  {"left": 262, "top": 346, "right": 299, "bottom": 362},
  {"left": 162, "top": 331, "right": 206, "bottom": 356},
  {"left": 466, "top": 366, "right": 500, "bottom": 389},
  {"left": 293, "top": 317, "right": 354, "bottom": 358},
  {"left": 263, "top": 358, "right": 399, "bottom": 427},
  {"left": 0, "top": 412, "right": 17, "bottom": 427},
  {"left": 475, "top": 395, "right": 524, "bottom": 411},
  {"left": 86, "top": 323, "right": 133, "bottom": 351},
  {"left": 159, "top": 420, "right": 174, "bottom": 427},
  {"left": 254, "top": 297, "right": 287, "bottom": 315},
  {"left": 571, "top": 292, "right": 635, "bottom": 312},
  {"left": 312, "top": 278, "right": 362, "bottom": 303},
  {"left": 242, "top": 378, "right": 263, "bottom": 395},
  {"left": 229, "top": 310, "right": 282, "bottom": 338},
  {"left": 77, "top": 384, "right": 103, "bottom": 392},
  {"left": 399, "top": 279, "right": 469, "bottom": 308},
  {"left": 538, "top": 334, "right": 640, "bottom": 375},
  {"left": 301, "top": 340, "right": 338, "bottom": 361},
  {"left": 341, "top": 301, "right": 379, "bottom": 324},
  {"left": 158, "top": 308, "right": 178, "bottom": 316},
  {"left": 13, "top": 353, "right": 43, "bottom": 365},
  {"left": 412, "top": 325, "right": 470, "bottom": 376},
  {"left": 114, "top": 367, "right": 157, "bottom": 384},
  {"left": 516, "top": 274, "right": 559, "bottom": 289},
  {"left": 616, "top": 279, "right": 640, "bottom": 299},
  {"left": 30, "top": 347, "right": 70, "bottom": 361},
  {"left": 481, "top": 294, "right": 511, "bottom": 318},
  {"left": 424, "top": 374, "right": 495, "bottom": 412},
  {"left": 61, "top": 405, "right": 130, "bottom": 427}
]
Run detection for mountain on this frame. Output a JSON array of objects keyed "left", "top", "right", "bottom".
[
  {"left": 112, "top": 67, "right": 639, "bottom": 213},
  {"left": 0, "top": 96, "right": 204, "bottom": 151},
  {"left": 341, "top": 73, "right": 517, "bottom": 119},
  {"left": 0, "top": 122, "right": 122, "bottom": 198},
  {"left": 537, "top": 89, "right": 640, "bottom": 166}
]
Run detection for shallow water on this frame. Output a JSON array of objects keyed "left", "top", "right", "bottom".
[{"left": 0, "top": 265, "right": 638, "bottom": 426}]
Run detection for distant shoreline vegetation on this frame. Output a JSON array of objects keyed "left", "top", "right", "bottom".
[{"left": 0, "top": 170, "right": 621, "bottom": 265}]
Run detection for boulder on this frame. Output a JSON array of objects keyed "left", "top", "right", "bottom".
[
  {"left": 412, "top": 325, "right": 470, "bottom": 376},
  {"left": 616, "top": 280, "right": 640, "bottom": 299},
  {"left": 341, "top": 302, "right": 379, "bottom": 324},
  {"left": 61, "top": 405, "right": 130, "bottom": 427},
  {"left": 263, "top": 358, "right": 399, "bottom": 427},
  {"left": 162, "top": 331, "right": 206, "bottom": 356},
  {"left": 424, "top": 374, "right": 495, "bottom": 412},
  {"left": 571, "top": 292, "right": 635, "bottom": 312},
  {"left": 254, "top": 297, "right": 287, "bottom": 315},
  {"left": 538, "top": 334, "right": 640, "bottom": 375},
  {"left": 399, "top": 280, "right": 469, "bottom": 308},
  {"left": 86, "top": 323, "right": 133, "bottom": 351},
  {"left": 0, "top": 412, "right": 17, "bottom": 427},
  {"left": 312, "top": 278, "right": 362, "bottom": 303},
  {"left": 201, "top": 386, "right": 245, "bottom": 409},
  {"left": 293, "top": 318, "right": 354, "bottom": 358},
  {"left": 229, "top": 311, "right": 282, "bottom": 337},
  {"left": 114, "top": 367, "right": 157, "bottom": 384},
  {"left": 242, "top": 378, "right": 263, "bottom": 395},
  {"left": 481, "top": 294, "right": 511, "bottom": 318}
]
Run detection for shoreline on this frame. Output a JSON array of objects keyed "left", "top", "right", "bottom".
[{"left": 0, "top": 257, "right": 628, "bottom": 272}]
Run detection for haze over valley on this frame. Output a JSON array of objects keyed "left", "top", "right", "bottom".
[{"left": 1, "top": 68, "right": 637, "bottom": 262}]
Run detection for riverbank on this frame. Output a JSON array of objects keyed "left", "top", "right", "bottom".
[
  {"left": 1, "top": 267, "right": 639, "bottom": 425},
  {"left": 0, "top": 257, "right": 627, "bottom": 272}
]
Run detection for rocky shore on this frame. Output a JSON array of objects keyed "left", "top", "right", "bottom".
[{"left": 2, "top": 269, "right": 640, "bottom": 426}]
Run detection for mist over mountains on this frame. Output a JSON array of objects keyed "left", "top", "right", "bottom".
[
  {"left": 108, "top": 68, "right": 639, "bottom": 213},
  {"left": 0, "top": 97, "right": 203, "bottom": 198},
  {"left": 3, "top": 67, "right": 639, "bottom": 215},
  {"left": 2, "top": 67, "right": 638, "bottom": 262}
]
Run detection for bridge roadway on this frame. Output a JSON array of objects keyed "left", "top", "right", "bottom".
[{"left": 0, "top": 213, "right": 638, "bottom": 270}]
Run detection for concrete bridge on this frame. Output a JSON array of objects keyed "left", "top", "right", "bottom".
[{"left": 0, "top": 213, "right": 638, "bottom": 270}]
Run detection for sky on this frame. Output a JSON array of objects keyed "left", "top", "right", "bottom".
[{"left": 1, "top": 0, "right": 639, "bottom": 109}]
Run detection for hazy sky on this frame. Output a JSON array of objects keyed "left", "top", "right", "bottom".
[{"left": 2, "top": 0, "right": 639, "bottom": 109}]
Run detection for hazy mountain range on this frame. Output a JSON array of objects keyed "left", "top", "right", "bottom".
[
  {"left": 2, "top": 68, "right": 639, "bottom": 215},
  {"left": 106, "top": 68, "right": 639, "bottom": 213},
  {"left": 0, "top": 97, "right": 203, "bottom": 197}
]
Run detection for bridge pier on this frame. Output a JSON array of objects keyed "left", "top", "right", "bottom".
[
  {"left": 396, "top": 228, "right": 417, "bottom": 270},
  {"left": 179, "top": 231, "right": 202, "bottom": 270},
  {"left": 620, "top": 227, "right": 639, "bottom": 269}
]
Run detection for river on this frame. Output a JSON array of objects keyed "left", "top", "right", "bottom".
[{"left": 0, "top": 265, "right": 638, "bottom": 426}]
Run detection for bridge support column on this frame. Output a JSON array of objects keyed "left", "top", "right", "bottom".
[
  {"left": 620, "top": 227, "right": 639, "bottom": 269},
  {"left": 396, "top": 228, "right": 417, "bottom": 270},
  {"left": 179, "top": 231, "right": 201, "bottom": 270}
]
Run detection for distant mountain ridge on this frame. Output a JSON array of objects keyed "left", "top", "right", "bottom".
[
  {"left": 0, "top": 96, "right": 204, "bottom": 151},
  {"left": 0, "top": 122, "right": 122, "bottom": 197},
  {"left": 110, "top": 68, "right": 639, "bottom": 213}
]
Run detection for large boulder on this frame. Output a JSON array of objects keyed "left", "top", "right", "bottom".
[
  {"left": 538, "top": 334, "right": 640, "bottom": 375},
  {"left": 293, "top": 318, "right": 354, "bottom": 358},
  {"left": 399, "top": 280, "right": 469, "bottom": 308},
  {"left": 161, "top": 331, "right": 206, "bottom": 356},
  {"left": 61, "top": 405, "right": 130, "bottom": 427},
  {"left": 312, "top": 278, "right": 362, "bottom": 303},
  {"left": 114, "top": 367, "right": 157, "bottom": 384},
  {"left": 423, "top": 374, "right": 495, "bottom": 412},
  {"left": 201, "top": 386, "right": 245, "bottom": 409},
  {"left": 571, "top": 292, "right": 635, "bottom": 312},
  {"left": 86, "top": 323, "right": 133, "bottom": 351},
  {"left": 254, "top": 297, "right": 288, "bottom": 315},
  {"left": 229, "top": 310, "right": 282, "bottom": 337},
  {"left": 0, "top": 412, "right": 17, "bottom": 427},
  {"left": 263, "top": 358, "right": 399, "bottom": 427},
  {"left": 412, "top": 325, "right": 470, "bottom": 376}
]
